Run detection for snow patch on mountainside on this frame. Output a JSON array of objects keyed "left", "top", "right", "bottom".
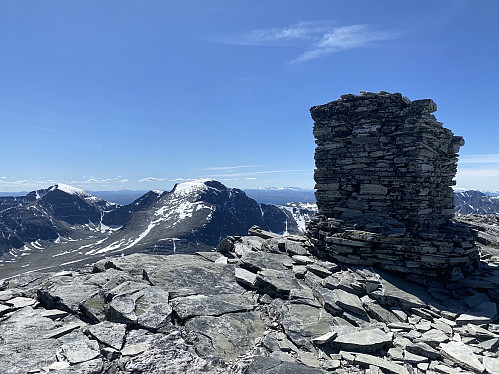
[{"left": 280, "top": 202, "right": 317, "bottom": 232}]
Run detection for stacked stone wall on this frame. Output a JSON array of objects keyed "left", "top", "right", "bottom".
[{"left": 306, "top": 91, "right": 479, "bottom": 279}]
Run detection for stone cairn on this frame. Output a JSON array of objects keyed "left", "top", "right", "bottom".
[{"left": 306, "top": 91, "right": 480, "bottom": 280}]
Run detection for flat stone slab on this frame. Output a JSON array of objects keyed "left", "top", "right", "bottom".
[
  {"left": 86, "top": 321, "right": 127, "bottom": 350},
  {"left": 241, "top": 251, "right": 290, "bottom": 272},
  {"left": 483, "top": 356, "right": 499, "bottom": 374},
  {"left": 354, "top": 352, "right": 409, "bottom": 374},
  {"left": 43, "top": 323, "right": 81, "bottom": 339},
  {"left": 148, "top": 259, "right": 246, "bottom": 298},
  {"left": 330, "top": 328, "right": 393, "bottom": 353},
  {"left": 38, "top": 282, "right": 101, "bottom": 313},
  {"left": 279, "top": 303, "right": 337, "bottom": 349},
  {"left": 333, "top": 289, "right": 366, "bottom": 316},
  {"left": 235, "top": 267, "right": 257, "bottom": 288},
  {"left": 242, "top": 356, "right": 326, "bottom": 374},
  {"left": 256, "top": 269, "right": 302, "bottom": 299},
  {"left": 171, "top": 293, "right": 253, "bottom": 321},
  {"left": 440, "top": 341, "right": 485, "bottom": 373},
  {"left": 57, "top": 332, "right": 100, "bottom": 364},
  {"left": 184, "top": 311, "right": 265, "bottom": 360},
  {"left": 456, "top": 302, "right": 498, "bottom": 325},
  {"left": 368, "top": 271, "right": 428, "bottom": 309},
  {"left": 108, "top": 285, "right": 172, "bottom": 330},
  {"left": 40, "top": 309, "right": 69, "bottom": 320},
  {"left": 363, "top": 302, "right": 400, "bottom": 324},
  {"left": 5, "top": 296, "right": 37, "bottom": 309},
  {"left": 0, "top": 307, "right": 56, "bottom": 344}
]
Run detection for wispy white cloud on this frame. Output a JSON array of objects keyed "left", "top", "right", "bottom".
[
  {"left": 292, "top": 24, "right": 399, "bottom": 63},
  {"left": 0, "top": 179, "right": 29, "bottom": 186},
  {"left": 459, "top": 154, "right": 499, "bottom": 165},
  {"left": 212, "top": 21, "right": 333, "bottom": 46},
  {"left": 245, "top": 177, "right": 258, "bottom": 180},
  {"left": 139, "top": 177, "right": 166, "bottom": 182},
  {"left": 120, "top": 179, "right": 129, "bottom": 183},
  {"left": 211, "top": 21, "right": 399, "bottom": 63}
]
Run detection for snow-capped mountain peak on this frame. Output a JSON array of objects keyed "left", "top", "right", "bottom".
[{"left": 170, "top": 179, "right": 222, "bottom": 198}]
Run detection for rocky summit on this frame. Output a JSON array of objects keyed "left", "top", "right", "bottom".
[{"left": 1, "top": 220, "right": 498, "bottom": 374}]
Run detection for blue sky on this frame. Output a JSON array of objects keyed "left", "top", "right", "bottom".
[{"left": 0, "top": 0, "right": 497, "bottom": 192}]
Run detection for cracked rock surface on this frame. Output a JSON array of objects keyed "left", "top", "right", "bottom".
[{"left": 0, "top": 220, "right": 498, "bottom": 373}]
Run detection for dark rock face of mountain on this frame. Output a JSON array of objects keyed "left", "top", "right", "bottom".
[
  {"left": 90, "top": 180, "right": 299, "bottom": 256},
  {"left": 0, "top": 184, "right": 115, "bottom": 259},
  {"left": 101, "top": 190, "right": 166, "bottom": 227},
  {"left": 455, "top": 190, "right": 499, "bottom": 215}
]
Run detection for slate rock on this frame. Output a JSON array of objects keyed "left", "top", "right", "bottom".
[
  {"left": 483, "top": 356, "right": 499, "bottom": 374},
  {"left": 241, "top": 251, "right": 290, "bottom": 272},
  {"left": 255, "top": 269, "right": 302, "bottom": 298},
  {"left": 0, "top": 303, "right": 11, "bottom": 316},
  {"left": 5, "top": 296, "right": 37, "bottom": 309},
  {"left": 279, "top": 303, "right": 337, "bottom": 349},
  {"left": 285, "top": 241, "right": 310, "bottom": 256},
  {"left": 171, "top": 293, "right": 253, "bottom": 321},
  {"left": 313, "top": 287, "right": 342, "bottom": 315},
  {"left": 0, "top": 306, "right": 56, "bottom": 344},
  {"left": 107, "top": 285, "right": 172, "bottom": 330},
  {"left": 0, "top": 339, "right": 62, "bottom": 374},
  {"left": 44, "top": 323, "right": 81, "bottom": 339},
  {"left": 354, "top": 352, "right": 409, "bottom": 374},
  {"left": 147, "top": 256, "right": 246, "bottom": 297},
  {"left": 363, "top": 302, "right": 400, "bottom": 324},
  {"left": 234, "top": 267, "right": 257, "bottom": 289},
  {"left": 330, "top": 328, "right": 393, "bottom": 353},
  {"left": 38, "top": 282, "right": 101, "bottom": 313},
  {"left": 416, "top": 328, "right": 450, "bottom": 346},
  {"left": 40, "top": 309, "right": 69, "bottom": 320},
  {"left": 86, "top": 321, "right": 127, "bottom": 350},
  {"left": 79, "top": 292, "right": 107, "bottom": 322},
  {"left": 240, "top": 356, "right": 326, "bottom": 374},
  {"left": 333, "top": 289, "right": 366, "bottom": 316},
  {"left": 405, "top": 342, "right": 441, "bottom": 359},
  {"left": 456, "top": 302, "right": 498, "bottom": 325},
  {"left": 122, "top": 330, "right": 227, "bottom": 374},
  {"left": 440, "top": 341, "right": 485, "bottom": 373},
  {"left": 72, "top": 357, "right": 104, "bottom": 373},
  {"left": 57, "top": 332, "right": 100, "bottom": 364},
  {"left": 367, "top": 272, "right": 427, "bottom": 309},
  {"left": 0, "top": 289, "right": 23, "bottom": 301},
  {"left": 184, "top": 311, "right": 265, "bottom": 360},
  {"left": 289, "top": 288, "right": 321, "bottom": 307},
  {"left": 306, "top": 263, "right": 332, "bottom": 278}
]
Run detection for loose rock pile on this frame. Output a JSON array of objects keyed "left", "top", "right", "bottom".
[
  {"left": 1, "top": 223, "right": 498, "bottom": 373},
  {"left": 307, "top": 91, "right": 479, "bottom": 279}
]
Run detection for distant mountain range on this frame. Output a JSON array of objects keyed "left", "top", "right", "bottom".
[
  {"left": 0, "top": 180, "right": 314, "bottom": 279},
  {"left": 454, "top": 190, "right": 499, "bottom": 215},
  {"left": 244, "top": 187, "right": 315, "bottom": 205}
]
